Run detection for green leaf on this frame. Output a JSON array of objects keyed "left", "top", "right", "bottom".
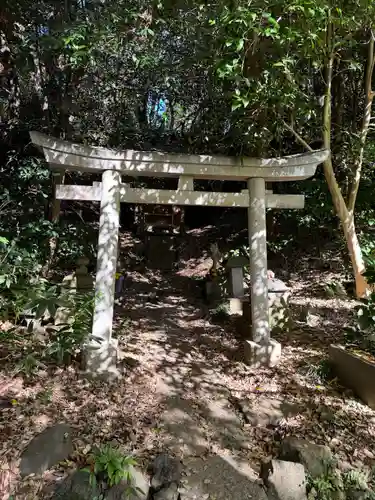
[
  {"left": 242, "top": 97, "right": 249, "bottom": 108},
  {"left": 236, "top": 39, "right": 244, "bottom": 51},
  {"left": 89, "top": 473, "right": 97, "bottom": 487},
  {"left": 107, "top": 462, "right": 115, "bottom": 479},
  {"left": 231, "top": 101, "right": 242, "bottom": 111}
]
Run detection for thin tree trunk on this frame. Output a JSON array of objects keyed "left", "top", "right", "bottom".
[
  {"left": 347, "top": 32, "right": 375, "bottom": 214},
  {"left": 42, "top": 172, "right": 65, "bottom": 277},
  {"left": 322, "top": 27, "right": 368, "bottom": 298}
]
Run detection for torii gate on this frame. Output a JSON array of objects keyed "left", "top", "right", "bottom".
[{"left": 30, "top": 131, "right": 329, "bottom": 379}]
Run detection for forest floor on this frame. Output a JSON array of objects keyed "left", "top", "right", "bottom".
[{"left": 1, "top": 230, "right": 375, "bottom": 498}]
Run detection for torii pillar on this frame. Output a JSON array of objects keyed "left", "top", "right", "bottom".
[
  {"left": 244, "top": 178, "right": 281, "bottom": 367},
  {"left": 83, "top": 169, "right": 122, "bottom": 380}
]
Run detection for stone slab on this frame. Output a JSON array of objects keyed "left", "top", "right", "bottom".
[
  {"left": 153, "top": 483, "right": 179, "bottom": 500},
  {"left": 205, "top": 397, "right": 249, "bottom": 450},
  {"left": 20, "top": 424, "right": 73, "bottom": 477},
  {"left": 159, "top": 397, "right": 209, "bottom": 456},
  {"left": 243, "top": 339, "right": 281, "bottom": 367},
  {"left": 181, "top": 455, "right": 267, "bottom": 500},
  {"left": 329, "top": 344, "right": 375, "bottom": 410}
]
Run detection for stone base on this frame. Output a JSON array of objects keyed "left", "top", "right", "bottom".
[
  {"left": 243, "top": 339, "right": 281, "bottom": 368},
  {"left": 235, "top": 296, "right": 291, "bottom": 336},
  {"left": 82, "top": 338, "right": 121, "bottom": 381},
  {"left": 228, "top": 297, "right": 243, "bottom": 316}
]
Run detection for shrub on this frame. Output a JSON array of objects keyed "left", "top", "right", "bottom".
[{"left": 82, "top": 444, "right": 141, "bottom": 494}]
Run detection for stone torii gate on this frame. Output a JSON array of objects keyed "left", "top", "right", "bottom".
[{"left": 30, "top": 131, "right": 329, "bottom": 379}]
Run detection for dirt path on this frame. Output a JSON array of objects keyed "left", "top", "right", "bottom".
[
  {"left": 1, "top": 236, "right": 375, "bottom": 497},
  {"left": 115, "top": 266, "right": 375, "bottom": 473}
]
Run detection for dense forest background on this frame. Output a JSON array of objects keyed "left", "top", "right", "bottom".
[
  {"left": 3, "top": 3, "right": 375, "bottom": 498},
  {"left": 1, "top": 0, "right": 375, "bottom": 289}
]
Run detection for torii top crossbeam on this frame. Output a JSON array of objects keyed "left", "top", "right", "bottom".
[
  {"left": 30, "top": 131, "right": 328, "bottom": 182},
  {"left": 30, "top": 131, "right": 329, "bottom": 377}
]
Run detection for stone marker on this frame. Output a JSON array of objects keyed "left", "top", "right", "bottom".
[
  {"left": 279, "top": 437, "right": 335, "bottom": 478},
  {"left": 55, "top": 257, "right": 94, "bottom": 326},
  {"left": 75, "top": 256, "right": 94, "bottom": 291},
  {"left": 261, "top": 459, "right": 307, "bottom": 500},
  {"left": 268, "top": 278, "right": 291, "bottom": 333},
  {"left": 20, "top": 423, "right": 73, "bottom": 477},
  {"left": 225, "top": 255, "right": 248, "bottom": 298}
]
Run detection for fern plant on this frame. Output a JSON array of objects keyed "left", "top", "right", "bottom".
[{"left": 82, "top": 444, "right": 141, "bottom": 494}]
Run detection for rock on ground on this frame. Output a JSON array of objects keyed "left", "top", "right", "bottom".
[
  {"left": 279, "top": 437, "right": 335, "bottom": 478},
  {"left": 180, "top": 455, "right": 268, "bottom": 500},
  {"left": 20, "top": 423, "right": 73, "bottom": 477},
  {"left": 152, "top": 482, "right": 179, "bottom": 500},
  {"left": 52, "top": 470, "right": 100, "bottom": 500},
  {"left": 261, "top": 459, "right": 307, "bottom": 500},
  {"left": 150, "top": 453, "right": 182, "bottom": 490},
  {"left": 106, "top": 466, "right": 149, "bottom": 500}
]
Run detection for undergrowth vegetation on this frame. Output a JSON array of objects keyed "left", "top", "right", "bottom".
[
  {"left": 308, "top": 465, "right": 375, "bottom": 500},
  {"left": 0, "top": 284, "right": 94, "bottom": 376},
  {"left": 82, "top": 444, "right": 140, "bottom": 493}
]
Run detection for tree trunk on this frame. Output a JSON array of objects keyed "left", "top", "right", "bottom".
[
  {"left": 42, "top": 172, "right": 65, "bottom": 277},
  {"left": 347, "top": 33, "right": 375, "bottom": 215},
  {"left": 322, "top": 33, "right": 368, "bottom": 298}
]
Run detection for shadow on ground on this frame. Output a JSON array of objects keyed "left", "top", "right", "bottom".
[{"left": 1, "top": 230, "right": 374, "bottom": 498}]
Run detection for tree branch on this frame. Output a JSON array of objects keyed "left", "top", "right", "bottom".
[
  {"left": 282, "top": 120, "right": 314, "bottom": 152},
  {"left": 347, "top": 31, "right": 375, "bottom": 214}
]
